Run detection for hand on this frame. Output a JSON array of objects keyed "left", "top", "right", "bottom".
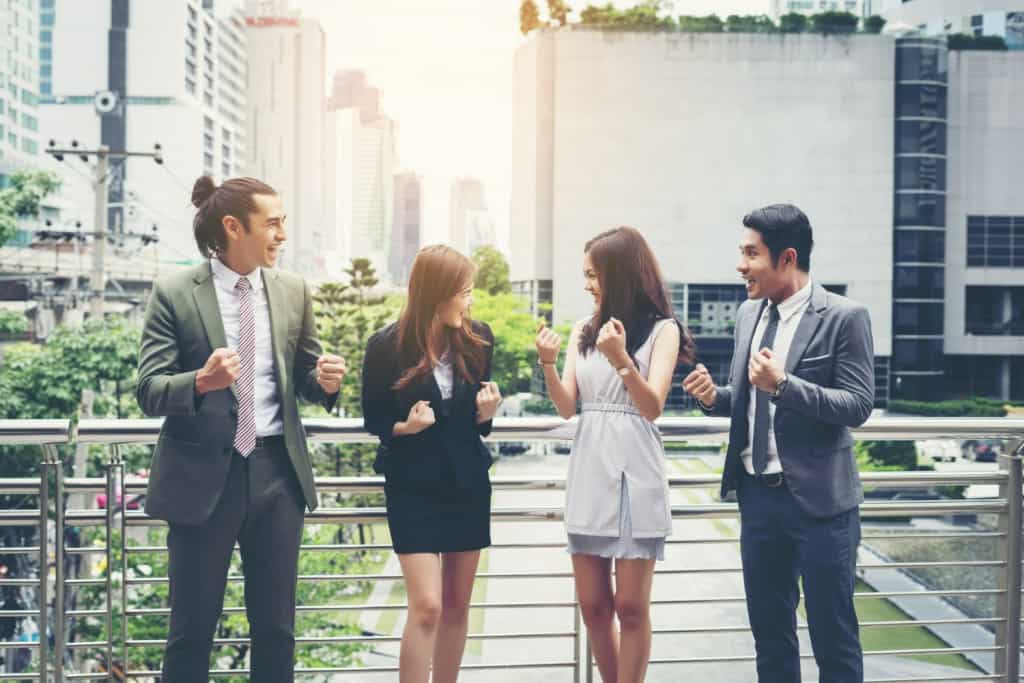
[
  {"left": 195, "top": 348, "right": 239, "bottom": 395},
  {"left": 316, "top": 354, "right": 347, "bottom": 394},
  {"left": 682, "top": 363, "right": 717, "bottom": 407},
  {"left": 535, "top": 321, "right": 562, "bottom": 365},
  {"left": 404, "top": 400, "right": 436, "bottom": 435},
  {"left": 596, "top": 317, "right": 628, "bottom": 367},
  {"left": 475, "top": 381, "right": 502, "bottom": 423},
  {"left": 749, "top": 348, "right": 785, "bottom": 394}
]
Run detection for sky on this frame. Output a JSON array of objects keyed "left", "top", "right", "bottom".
[{"left": 297, "top": 0, "right": 771, "bottom": 253}]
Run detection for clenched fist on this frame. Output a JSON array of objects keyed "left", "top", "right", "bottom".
[
  {"left": 404, "top": 400, "right": 436, "bottom": 435},
  {"left": 316, "top": 353, "right": 347, "bottom": 395},
  {"left": 535, "top": 321, "right": 562, "bottom": 364},
  {"left": 195, "top": 348, "right": 240, "bottom": 395},
  {"left": 596, "top": 317, "right": 629, "bottom": 368},
  {"left": 475, "top": 381, "right": 502, "bottom": 423},
  {"left": 682, "top": 363, "right": 716, "bottom": 407}
]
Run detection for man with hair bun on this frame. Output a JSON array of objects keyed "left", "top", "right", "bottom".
[{"left": 136, "top": 175, "right": 346, "bottom": 682}]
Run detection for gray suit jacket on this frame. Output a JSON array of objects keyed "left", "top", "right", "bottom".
[
  {"left": 704, "top": 282, "right": 875, "bottom": 517},
  {"left": 136, "top": 261, "right": 337, "bottom": 525}
]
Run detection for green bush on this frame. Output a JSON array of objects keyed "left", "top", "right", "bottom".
[
  {"left": 678, "top": 14, "right": 724, "bottom": 33},
  {"left": 947, "top": 33, "right": 1008, "bottom": 50},
  {"left": 887, "top": 398, "right": 1007, "bottom": 417},
  {"left": 725, "top": 14, "right": 776, "bottom": 33},
  {"left": 779, "top": 12, "right": 808, "bottom": 33},
  {"left": 863, "top": 15, "right": 886, "bottom": 34},
  {"left": 810, "top": 11, "right": 859, "bottom": 34}
]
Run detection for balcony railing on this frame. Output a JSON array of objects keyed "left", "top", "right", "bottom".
[{"left": 1, "top": 416, "right": 1022, "bottom": 682}]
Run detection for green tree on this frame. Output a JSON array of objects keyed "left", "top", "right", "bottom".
[
  {"left": 863, "top": 14, "right": 886, "bottom": 34},
  {"left": 0, "top": 170, "right": 60, "bottom": 246},
  {"left": 947, "top": 33, "right": 1008, "bottom": 50},
  {"left": 678, "top": 14, "right": 724, "bottom": 32},
  {"left": 470, "top": 289, "right": 547, "bottom": 395},
  {"left": 779, "top": 12, "right": 808, "bottom": 33},
  {"left": 809, "top": 10, "right": 859, "bottom": 34},
  {"left": 471, "top": 245, "right": 512, "bottom": 295},
  {"left": 0, "top": 309, "right": 29, "bottom": 338},
  {"left": 725, "top": 14, "right": 777, "bottom": 33},
  {"left": 520, "top": 0, "right": 542, "bottom": 34},
  {"left": 856, "top": 440, "right": 918, "bottom": 471},
  {"left": 580, "top": 1, "right": 674, "bottom": 29},
  {"left": 547, "top": 0, "right": 570, "bottom": 27}
]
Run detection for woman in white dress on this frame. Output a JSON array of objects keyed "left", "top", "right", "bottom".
[{"left": 535, "top": 227, "right": 695, "bottom": 682}]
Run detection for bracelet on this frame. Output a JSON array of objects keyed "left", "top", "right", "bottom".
[{"left": 538, "top": 359, "right": 556, "bottom": 367}]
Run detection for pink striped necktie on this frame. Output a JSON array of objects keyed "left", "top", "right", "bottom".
[{"left": 232, "top": 276, "right": 257, "bottom": 457}]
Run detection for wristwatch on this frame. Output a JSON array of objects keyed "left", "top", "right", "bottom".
[
  {"left": 617, "top": 364, "right": 633, "bottom": 378},
  {"left": 772, "top": 374, "right": 789, "bottom": 399}
]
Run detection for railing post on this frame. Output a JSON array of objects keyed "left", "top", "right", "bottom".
[
  {"left": 1004, "top": 440, "right": 1023, "bottom": 682},
  {"left": 38, "top": 448, "right": 49, "bottom": 683},
  {"left": 573, "top": 600, "right": 581, "bottom": 683},
  {"left": 46, "top": 444, "right": 64, "bottom": 683},
  {"left": 104, "top": 445, "right": 121, "bottom": 682},
  {"left": 585, "top": 632, "right": 593, "bottom": 683},
  {"left": 120, "top": 458, "right": 129, "bottom": 681}
]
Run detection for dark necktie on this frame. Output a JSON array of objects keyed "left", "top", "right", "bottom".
[
  {"left": 232, "top": 277, "right": 256, "bottom": 457},
  {"left": 752, "top": 304, "right": 780, "bottom": 475}
]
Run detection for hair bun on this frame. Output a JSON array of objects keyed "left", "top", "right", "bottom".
[{"left": 191, "top": 175, "right": 217, "bottom": 208}]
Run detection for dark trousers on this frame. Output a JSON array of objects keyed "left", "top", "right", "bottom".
[
  {"left": 161, "top": 439, "right": 306, "bottom": 682},
  {"left": 737, "top": 472, "right": 863, "bottom": 683}
]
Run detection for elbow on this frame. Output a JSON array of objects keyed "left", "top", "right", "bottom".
[
  {"left": 556, "top": 405, "right": 576, "bottom": 420},
  {"left": 853, "top": 397, "right": 874, "bottom": 427}
]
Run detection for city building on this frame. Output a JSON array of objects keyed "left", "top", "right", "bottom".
[
  {"left": 0, "top": 0, "right": 42, "bottom": 182},
  {"left": 325, "top": 69, "right": 397, "bottom": 282},
  {"left": 771, "top": 0, "right": 875, "bottom": 21},
  {"left": 450, "top": 176, "right": 495, "bottom": 256},
  {"left": 511, "top": 29, "right": 1024, "bottom": 404},
  {"left": 389, "top": 171, "right": 421, "bottom": 286},
  {"left": 36, "top": 0, "right": 249, "bottom": 267},
  {"left": 244, "top": 0, "right": 329, "bottom": 278},
  {"left": 879, "top": 0, "right": 1024, "bottom": 46}
]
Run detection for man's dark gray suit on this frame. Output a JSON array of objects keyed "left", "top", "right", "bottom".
[
  {"left": 136, "top": 261, "right": 336, "bottom": 682},
  {"left": 704, "top": 282, "right": 875, "bottom": 682}
]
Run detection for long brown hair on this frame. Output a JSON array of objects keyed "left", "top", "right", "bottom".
[
  {"left": 578, "top": 226, "right": 696, "bottom": 366},
  {"left": 394, "top": 245, "right": 489, "bottom": 392}
]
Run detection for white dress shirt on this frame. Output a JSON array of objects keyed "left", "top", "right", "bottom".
[
  {"left": 741, "top": 279, "right": 813, "bottom": 475},
  {"left": 434, "top": 353, "right": 454, "bottom": 400},
  {"left": 210, "top": 258, "right": 283, "bottom": 437}
]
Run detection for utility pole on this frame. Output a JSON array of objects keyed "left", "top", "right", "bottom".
[
  {"left": 91, "top": 146, "right": 109, "bottom": 318},
  {"left": 45, "top": 141, "right": 163, "bottom": 319}
]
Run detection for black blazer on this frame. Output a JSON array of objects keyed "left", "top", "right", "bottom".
[{"left": 361, "top": 320, "right": 495, "bottom": 494}]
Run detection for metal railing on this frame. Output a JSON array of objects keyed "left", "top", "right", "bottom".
[{"left": 1, "top": 416, "right": 1022, "bottom": 682}]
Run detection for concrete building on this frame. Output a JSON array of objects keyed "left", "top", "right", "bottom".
[
  {"left": 36, "top": 0, "right": 249, "bottom": 267},
  {"left": 0, "top": 0, "right": 41, "bottom": 181},
  {"left": 879, "top": 0, "right": 1024, "bottom": 46},
  {"left": 325, "top": 69, "right": 397, "bottom": 283},
  {"left": 771, "top": 0, "right": 875, "bottom": 20},
  {"left": 511, "top": 28, "right": 1024, "bottom": 403},
  {"left": 450, "top": 176, "right": 495, "bottom": 255},
  {"left": 389, "top": 171, "right": 421, "bottom": 286},
  {"left": 244, "top": 0, "right": 329, "bottom": 278}
]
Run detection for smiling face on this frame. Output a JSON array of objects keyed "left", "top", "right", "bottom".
[
  {"left": 583, "top": 253, "right": 601, "bottom": 309},
  {"left": 737, "top": 227, "right": 789, "bottom": 302},
  {"left": 223, "top": 193, "right": 286, "bottom": 273},
  {"left": 435, "top": 279, "right": 474, "bottom": 329}
]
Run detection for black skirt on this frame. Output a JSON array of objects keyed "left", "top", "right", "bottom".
[{"left": 385, "top": 482, "right": 492, "bottom": 554}]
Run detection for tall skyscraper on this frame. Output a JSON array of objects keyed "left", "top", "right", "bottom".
[
  {"left": 389, "top": 171, "right": 421, "bottom": 286},
  {"left": 244, "top": 0, "right": 329, "bottom": 278},
  {"left": 325, "top": 69, "right": 397, "bottom": 282},
  {"left": 449, "top": 177, "right": 494, "bottom": 255},
  {"left": 0, "top": 0, "right": 42, "bottom": 182},
  {"left": 37, "top": 0, "right": 249, "bottom": 265}
]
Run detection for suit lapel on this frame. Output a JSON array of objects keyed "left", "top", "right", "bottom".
[
  {"left": 262, "top": 268, "right": 289, "bottom": 394},
  {"left": 784, "top": 283, "right": 828, "bottom": 375},
  {"left": 192, "top": 263, "right": 237, "bottom": 402}
]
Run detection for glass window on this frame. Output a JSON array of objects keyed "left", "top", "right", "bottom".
[
  {"left": 896, "top": 156, "right": 946, "bottom": 191},
  {"left": 897, "top": 84, "right": 947, "bottom": 119},
  {"left": 893, "top": 339, "right": 944, "bottom": 372},
  {"left": 40, "top": 65, "right": 51, "bottom": 78},
  {"left": 40, "top": 30, "right": 52, "bottom": 43},
  {"left": 894, "top": 302, "right": 944, "bottom": 335},
  {"left": 39, "top": 47, "right": 51, "bottom": 61},
  {"left": 896, "top": 46, "right": 947, "bottom": 82},
  {"left": 895, "top": 230, "right": 944, "bottom": 263},
  {"left": 895, "top": 194, "right": 945, "bottom": 227},
  {"left": 21, "top": 137, "right": 37, "bottom": 154},
  {"left": 40, "top": 13, "right": 54, "bottom": 27},
  {"left": 894, "top": 265, "right": 944, "bottom": 299}
]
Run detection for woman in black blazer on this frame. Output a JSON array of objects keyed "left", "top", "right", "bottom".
[{"left": 361, "top": 244, "right": 501, "bottom": 683}]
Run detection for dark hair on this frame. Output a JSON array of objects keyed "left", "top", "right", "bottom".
[
  {"left": 741, "top": 203, "right": 814, "bottom": 271},
  {"left": 578, "top": 226, "right": 696, "bottom": 366},
  {"left": 191, "top": 175, "right": 277, "bottom": 258},
  {"left": 394, "top": 245, "right": 489, "bottom": 393}
]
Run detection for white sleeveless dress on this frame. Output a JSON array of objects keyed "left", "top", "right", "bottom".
[{"left": 565, "top": 319, "right": 675, "bottom": 561}]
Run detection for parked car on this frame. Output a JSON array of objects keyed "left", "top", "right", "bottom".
[
  {"left": 498, "top": 442, "right": 529, "bottom": 456},
  {"left": 961, "top": 439, "right": 1003, "bottom": 462}
]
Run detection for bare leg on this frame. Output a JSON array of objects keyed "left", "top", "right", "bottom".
[
  {"left": 572, "top": 553, "right": 618, "bottom": 682},
  {"left": 613, "top": 558, "right": 656, "bottom": 683},
  {"left": 431, "top": 550, "right": 482, "bottom": 683},
  {"left": 397, "top": 553, "right": 442, "bottom": 683}
]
